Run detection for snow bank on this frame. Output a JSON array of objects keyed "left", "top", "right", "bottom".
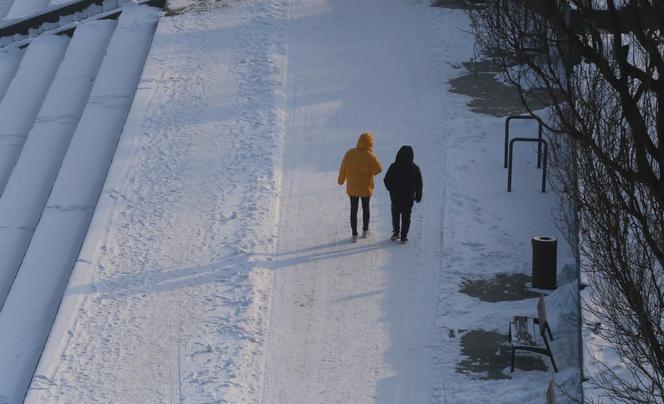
[
  {"left": 0, "top": 20, "right": 115, "bottom": 310},
  {"left": 545, "top": 276, "right": 583, "bottom": 398},
  {"left": 0, "top": 0, "right": 16, "bottom": 19},
  {"left": 0, "top": 34, "right": 68, "bottom": 195},
  {"left": 581, "top": 282, "right": 632, "bottom": 402},
  {"left": 0, "top": 6, "right": 158, "bottom": 402},
  {"left": 0, "top": 48, "right": 23, "bottom": 101},
  {"left": 6, "top": 0, "right": 49, "bottom": 20}
]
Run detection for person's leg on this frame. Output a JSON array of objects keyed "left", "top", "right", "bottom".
[
  {"left": 391, "top": 201, "right": 401, "bottom": 236},
  {"left": 401, "top": 199, "right": 414, "bottom": 241},
  {"left": 361, "top": 196, "right": 371, "bottom": 232},
  {"left": 349, "top": 196, "right": 359, "bottom": 236}
]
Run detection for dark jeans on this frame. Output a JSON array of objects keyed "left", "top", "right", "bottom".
[
  {"left": 350, "top": 196, "right": 370, "bottom": 236},
  {"left": 391, "top": 198, "right": 414, "bottom": 239}
]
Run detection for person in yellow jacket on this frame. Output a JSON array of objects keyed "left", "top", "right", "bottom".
[{"left": 338, "top": 132, "right": 383, "bottom": 242}]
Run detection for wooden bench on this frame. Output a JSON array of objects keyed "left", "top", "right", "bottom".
[{"left": 508, "top": 294, "right": 558, "bottom": 372}]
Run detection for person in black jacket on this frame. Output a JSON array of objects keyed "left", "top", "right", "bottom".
[{"left": 383, "top": 145, "right": 423, "bottom": 244}]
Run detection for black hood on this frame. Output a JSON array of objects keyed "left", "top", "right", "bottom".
[{"left": 395, "top": 145, "right": 414, "bottom": 164}]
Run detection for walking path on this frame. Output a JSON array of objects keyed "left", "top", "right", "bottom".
[{"left": 261, "top": 0, "right": 451, "bottom": 402}]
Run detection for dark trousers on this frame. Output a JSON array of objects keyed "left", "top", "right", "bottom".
[
  {"left": 391, "top": 198, "right": 414, "bottom": 239},
  {"left": 350, "top": 196, "right": 370, "bottom": 235}
]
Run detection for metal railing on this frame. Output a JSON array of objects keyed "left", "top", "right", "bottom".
[
  {"left": 507, "top": 137, "right": 548, "bottom": 193},
  {"left": 504, "top": 115, "right": 543, "bottom": 169}
]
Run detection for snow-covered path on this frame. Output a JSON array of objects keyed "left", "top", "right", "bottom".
[{"left": 262, "top": 0, "right": 450, "bottom": 402}]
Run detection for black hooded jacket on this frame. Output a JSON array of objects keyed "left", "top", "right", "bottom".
[{"left": 383, "top": 146, "right": 423, "bottom": 203}]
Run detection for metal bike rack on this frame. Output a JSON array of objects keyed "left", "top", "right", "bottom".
[
  {"left": 504, "top": 115, "right": 544, "bottom": 168},
  {"left": 508, "top": 137, "right": 548, "bottom": 193}
]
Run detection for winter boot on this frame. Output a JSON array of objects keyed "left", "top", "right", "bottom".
[
  {"left": 351, "top": 234, "right": 358, "bottom": 243},
  {"left": 361, "top": 230, "right": 370, "bottom": 239},
  {"left": 391, "top": 232, "right": 399, "bottom": 241}
]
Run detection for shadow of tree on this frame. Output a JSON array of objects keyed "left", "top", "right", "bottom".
[{"left": 448, "top": 62, "right": 552, "bottom": 117}]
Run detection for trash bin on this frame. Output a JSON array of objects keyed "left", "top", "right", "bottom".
[{"left": 532, "top": 236, "right": 557, "bottom": 289}]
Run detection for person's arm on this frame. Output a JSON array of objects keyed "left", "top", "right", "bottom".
[
  {"left": 338, "top": 153, "right": 347, "bottom": 185},
  {"left": 383, "top": 165, "right": 393, "bottom": 192},
  {"left": 370, "top": 153, "right": 382, "bottom": 176},
  {"left": 415, "top": 165, "right": 423, "bottom": 202}
]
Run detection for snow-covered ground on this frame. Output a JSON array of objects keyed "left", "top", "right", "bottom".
[
  {"left": 26, "top": 0, "right": 580, "bottom": 402},
  {"left": 28, "top": 1, "right": 288, "bottom": 401}
]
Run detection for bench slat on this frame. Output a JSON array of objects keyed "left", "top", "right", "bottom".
[{"left": 509, "top": 316, "right": 542, "bottom": 347}]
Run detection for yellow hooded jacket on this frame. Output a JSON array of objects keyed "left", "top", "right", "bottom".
[{"left": 338, "top": 132, "right": 383, "bottom": 197}]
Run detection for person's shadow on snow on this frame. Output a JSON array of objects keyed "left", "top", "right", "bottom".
[
  {"left": 261, "top": 239, "right": 396, "bottom": 270},
  {"left": 65, "top": 239, "right": 396, "bottom": 299},
  {"left": 63, "top": 259, "right": 242, "bottom": 299}
]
